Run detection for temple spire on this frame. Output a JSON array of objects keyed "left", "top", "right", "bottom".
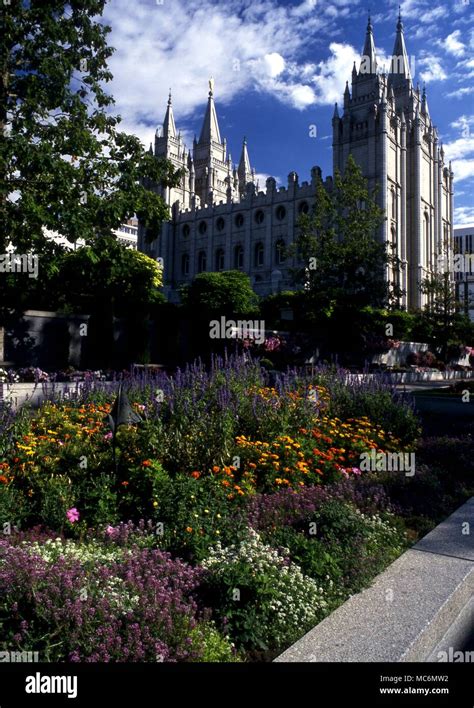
[
  {"left": 162, "top": 89, "right": 177, "bottom": 139},
  {"left": 359, "top": 13, "right": 377, "bottom": 75},
  {"left": 238, "top": 137, "right": 253, "bottom": 190},
  {"left": 198, "top": 78, "right": 222, "bottom": 144},
  {"left": 389, "top": 8, "right": 412, "bottom": 88}
]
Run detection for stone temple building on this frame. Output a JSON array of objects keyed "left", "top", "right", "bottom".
[{"left": 138, "top": 14, "right": 454, "bottom": 309}]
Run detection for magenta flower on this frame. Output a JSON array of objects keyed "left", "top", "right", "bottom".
[
  {"left": 103, "top": 432, "right": 113, "bottom": 441},
  {"left": 66, "top": 508, "right": 80, "bottom": 524},
  {"left": 105, "top": 525, "right": 116, "bottom": 536}
]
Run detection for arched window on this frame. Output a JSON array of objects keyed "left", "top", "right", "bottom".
[
  {"left": 424, "top": 212, "right": 430, "bottom": 265},
  {"left": 216, "top": 217, "right": 225, "bottom": 232},
  {"left": 254, "top": 210, "right": 265, "bottom": 224},
  {"left": 298, "top": 201, "right": 309, "bottom": 215},
  {"left": 181, "top": 253, "right": 189, "bottom": 276},
  {"left": 215, "top": 248, "right": 225, "bottom": 271},
  {"left": 182, "top": 224, "right": 190, "bottom": 237},
  {"left": 276, "top": 205, "right": 286, "bottom": 221},
  {"left": 254, "top": 242, "right": 264, "bottom": 267},
  {"left": 198, "top": 250, "right": 207, "bottom": 273},
  {"left": 199, "top": 221, "right": 207, "bottom": 235},
  {"left": 275, "top": 239, "right": 286, "bottom": 265},
  {"left": 234, "top": 245, "right": 244, "bottom": 269},
  {"left": 391, "top": 225, "right": 397, "bottom": 252},
  {"left": 235, "top": 213, "right": 244, "bottom": 228},
  {"left": 391, "top": 187, "right": 396, "bottom": 220}
]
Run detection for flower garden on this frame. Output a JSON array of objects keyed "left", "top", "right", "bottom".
[{"left": 0, "top": 355, "right": 472, "bottom": 662}]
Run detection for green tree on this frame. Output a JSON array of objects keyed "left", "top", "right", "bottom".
[
  {"left": 55, "top": 237, "right": 165, "bottom": 367},
  {"left": 294, "top": 155, "right": 392, "bottom": 314},
  {"left": 180, "top": 271, "right": 258, "bottom": 317},
  {"left": 416, "top": 272, "right": 474, "bottom": 361},
  {"left": 0, "top": 0, "right": 179, "bottom": 360},
  {"left": 180, "top": 272, "right": 259, "bottom": 361},
  {"left": 292, "top": 156, "right": 400, "bottom": 360}
]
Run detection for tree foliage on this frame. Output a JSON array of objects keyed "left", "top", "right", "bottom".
[
  {"left": 180, "top": 271, "right": 259, "bottom": 317},
  {"left": 294, "top": 155, "right": 394, "bottom": 317},
  {"left": 0, "top": 0, "right": 179, "bottom": 256}
]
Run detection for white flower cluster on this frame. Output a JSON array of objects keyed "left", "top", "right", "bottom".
[
  {"left": 355, "top": 510, "right": 400, "bottom": 535},
  {"left": 23, "top": 538, "right": 130, "bottom": 566},
  {"left": 0, "top": 368, "right": 19, "bottom": 383},
  {"left": 203, "top": 529, "right": 327, "bottom": 644}
]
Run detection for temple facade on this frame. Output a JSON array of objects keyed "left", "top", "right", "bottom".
[{"left": 138, "top": 14, "right": 454, "bottom": 308}]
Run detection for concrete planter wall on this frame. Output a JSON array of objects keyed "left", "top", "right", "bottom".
[
  {"left": 1, "top": 381, "right": 117, "bottom": 410},
  {"left": 275, "top": 498, "right": 474, "bottom": 663}
]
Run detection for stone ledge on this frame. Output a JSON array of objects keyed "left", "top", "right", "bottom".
[{"left": 274, "top": 497, "right": 474, "bottom": 663}]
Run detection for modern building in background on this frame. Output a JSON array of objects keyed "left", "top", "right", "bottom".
[
  {"left": 45, "top": 218, "right": 138, "bottom": 250},
  {"left": 139, "top": 14, "right": 454, "bottom": 308},
  {"left": 454, "top": 224, "right": 474, "bottom": 321}
]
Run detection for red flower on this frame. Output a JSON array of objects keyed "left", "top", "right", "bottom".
[
  {"left": 191, "top": 471, "right": 201, "bottom": 479},
  {"left": 142, "top": 460, "right": 152, "bottom": 467}
]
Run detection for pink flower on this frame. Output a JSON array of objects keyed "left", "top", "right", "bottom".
[
  {"left": 66, "top": 508, "right": 80, "bottom": 523},
  {"left": 351, "top": 467, "right": 362, "bottom": 476},
  {"left": 137, "top": 404, "right": 146, "bottom": 411},
  {"left": 103, "top": 432, "right": 113, "bottom": 441},
  {"left": 105, "top": 525, "right": 116, "bottom": 536}
]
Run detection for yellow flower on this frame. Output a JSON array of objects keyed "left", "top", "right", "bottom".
[{"left": 153, "top": 501, "right": 158, "bottom": 508}]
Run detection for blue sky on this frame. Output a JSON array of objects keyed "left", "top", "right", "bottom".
[{"left": 103, "top": 0, "right": 474, "bottom": 224}]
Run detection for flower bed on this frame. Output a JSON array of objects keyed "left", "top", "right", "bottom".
[{"left": 1, "top": 354, "right": 449, "bottom": 662}]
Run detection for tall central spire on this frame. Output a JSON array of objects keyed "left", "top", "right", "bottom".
[
  {"left": 359, "top": 13, "right": 377, "bottom": 75},
  {"left": 389, "top": 9, "right": 412, "bottom": 88},
  {"left": 198, "top": 78, "right": 222, "bottom": 145},
  {"left": 163, "top": 89, "right": 177, "bottom": 139}
]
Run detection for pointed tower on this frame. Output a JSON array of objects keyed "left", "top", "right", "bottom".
[
  {"left": 193, "top": 79, "right": 229, "bottom": 206},
  {"left": 359, "top": 14, "right": 377, "bottom": 75},
  {"left": 154, "top": 90, "right": 191, "bottom": 210},
  {"left": 333, "top": 15, "right": 453, "bottom": 310},
  {"left": 388, "top": 9, "right": 412, "bottom": 93},
  {"left": 237, "top": 137, "right": 255, "bottom": 199},
  {"left": 163, "top": 91, "right": 177, "bottom": 138}
]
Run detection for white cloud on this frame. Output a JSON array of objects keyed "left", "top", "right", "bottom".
[
  {"left": 290, "top": 84, "right": 318, "bottom": 109},
  {"left": 442, "top": 30, "right": 466, "bottom": 57},
  {"left": 264, "top": 53, "right": 285, "bottom": 78},
  {"left": 454, "top": 206, "right": 474, "bottom": 226},
  {"left": 445, "top": 86, "right": 474, "bottom": 99},
  {"left": 311, "top": 42, "right": 360, "bottom": 105},
  {"left": 444, "top": 135, "right": 474, "bottom": 182},
  {"left": 419, "top": 54, "right": 447, "bottom": 82},
  {"left": 102, "top": 0, "right": 334, "bottom": 146}
]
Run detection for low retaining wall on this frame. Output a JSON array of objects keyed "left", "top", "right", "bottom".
[
  {"left": 275, "top": 497, "right": 474, "bottom": 663},
  {"left": 1, "top": 381, "right": 118, "bottom": 410}
]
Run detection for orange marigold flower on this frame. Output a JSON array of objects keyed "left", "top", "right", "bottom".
[
  {"left": 142, "top": 460, "right": 152, "bottom": 467},
  {"left": 186, "top": 526, "right": 193, "bottom": 533},
  {"left": 0, "top": 475, "right": 8, "bottom": 484},
  {"left": 248, "top": 462, "right": 257, "bottom": 469},
  {"left": 212, "top": 466, "right": 220, "bottom": 473},
  {"left": 191, "top": 471, "right": 201, "bottom": 479}
]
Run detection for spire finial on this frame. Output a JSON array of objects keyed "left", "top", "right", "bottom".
[
  {"left": 367, "top": 9, "right": 372, "bottom": 30},
  {"left": 397, "top": 5, "right": 403, "bottom": 29},
  {"left": 168, "top": 89, "right": 172, "bottom": 106},
  {"left": 208, "top": 77, "right": 214, "bottom": 97}
]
